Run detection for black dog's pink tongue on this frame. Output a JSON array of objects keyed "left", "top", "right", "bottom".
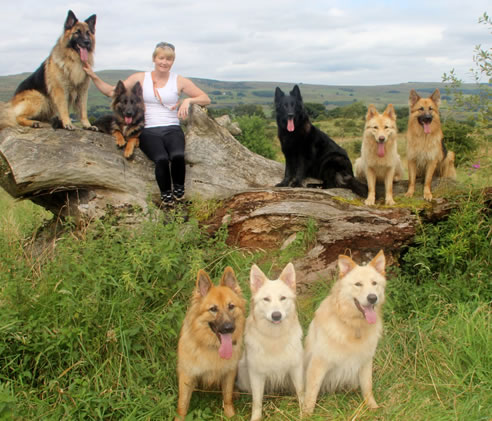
[
  {"left": 423, "top": 122, "right": 431, "bottom": 134},
  {"left": 125, "top": 117, "right": 133, "bottom": 125},
  {"left": 377, "top": 142, "right": 385, "bottom": 158},
  {"left": 219, "top": 333, "right": 233, "bottom": 359},
  {"left": 287, "top": 118, "right": 295, "bottom": 132},
  {"left": 79, "top": 47, "right": 89, "bottom": 63}
]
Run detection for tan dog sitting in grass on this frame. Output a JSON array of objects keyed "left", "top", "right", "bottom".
[
  {"left": 175, "top": 267, "right": 246, "bottom": 420},
  {"left": 303, "top": 251, "right": 387, "bottom": 416}
]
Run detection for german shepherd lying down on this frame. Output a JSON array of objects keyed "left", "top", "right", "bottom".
[
  {"left": 303, "top": 251, "right": 387, "bottom": 415},
  {"left": 274, "top": 85, "right": 367, "bottom": 197},
  {"left": 236, "top": 263, "right": 304, "bottom": 421},
  {"left": 93, "top": 81, "right": 145, "bottom": 159},
  {"left": 406, "top": 88, "right": 456, "bottom": 201},
  {"left": 176, "top": 267, "right": 246, "bottom": 420},
  {"left": 354, "top": 104, "right": 403, "bottom": 206},
  {"left": 1, "top": 10, "right": 97, "bottom": 131}
]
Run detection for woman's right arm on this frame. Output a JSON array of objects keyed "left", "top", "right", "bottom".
[{"left": 83, "top": 64, "right": 144, "bottom": 97}]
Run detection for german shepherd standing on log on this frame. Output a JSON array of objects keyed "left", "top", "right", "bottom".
[{"left": 0, "top": 10, "right": 97, "bottom": 131}]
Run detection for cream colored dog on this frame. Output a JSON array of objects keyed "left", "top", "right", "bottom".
[
  {"left": 303, "top": 251, "right": 387, "bottom": 416},
  {"left": 237, "top": 263, "right": 304, "bottom": 421},
  {"left": 354, "top": 104, "right": 403, "bottom": 206}
]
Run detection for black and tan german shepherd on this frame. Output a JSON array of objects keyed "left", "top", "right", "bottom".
[
  {"left": 93, "top": 81, "right": 145, "bottom": 159},
  {"left": 275, "top": 85, "right": 367, "bottom": 197},
  {"left": 0, "top": 10, "right": 97, "bottom": 130}
]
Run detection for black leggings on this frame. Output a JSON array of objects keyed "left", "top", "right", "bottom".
[{"left": 139, "top": 125, "right": 185, "bottom": 193}]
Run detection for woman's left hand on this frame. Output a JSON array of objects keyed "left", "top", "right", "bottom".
[{"left": 177, "top": 98, "right": 192, "bottom": 119}]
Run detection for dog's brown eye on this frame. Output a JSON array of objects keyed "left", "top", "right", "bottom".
[
  {"left": 280, "top": 296, "right": 286, "bottom": 301},
  {"left": 419, "top": 107, "right": 425, "bottom": 111},
  {"left": 263, "top": 297, "right": 271, "bottom": 302},
  {"left": 228, "top": 303, "right": 235, "bottom": 310},
  {"left": 355, "top": 282, "right": 362, "bottom": 287},
  {"left": 209, "top": 305, "right": 218, "bottom": 313},
  {"left": 372, "top": 281, "right": 377, "bottom": 285}
]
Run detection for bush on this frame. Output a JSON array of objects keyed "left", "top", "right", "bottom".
[
  {"left": 236, "top": 115, "right": 276, "bottom": 159},
  {"left": 442, "top": 118, "right": 478, "bottom": 164}
]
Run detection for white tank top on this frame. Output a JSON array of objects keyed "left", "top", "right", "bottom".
[{"left": 143, "top": 71, "right": 180, "bottom": 128}]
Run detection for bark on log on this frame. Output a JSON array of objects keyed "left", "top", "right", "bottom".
[{"left": 205, "top": 188, "right": 418, "bottom": 285}]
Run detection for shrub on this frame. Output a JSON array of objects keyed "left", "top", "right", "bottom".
[
  {"left": 236, "top": 115, "right": 276, "bottom": 160},
  {"left": 442, "top": 118, "right": 478, "bottom": 164}
]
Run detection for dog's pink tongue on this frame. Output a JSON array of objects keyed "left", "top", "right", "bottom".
[
  {"left": 377, "top": 142, "right": 385, "bottom": 158},
  {"left": 287, "top": 118, "right": 295, "bottom": 132},
  {"left": 79, "top": 48, "right": 89, "bottom": 63},
  {"left": 363, "top": 306, "right": 377, "bottom": 324},
  {"left": 219, "top": 333, "right": 233, "bottom": 359},
  {"left": 423, "top": 122, "right": 431, "bottom": 134},
  {"left": 125, "top": 117, "right": 133, "bottom": 125}
]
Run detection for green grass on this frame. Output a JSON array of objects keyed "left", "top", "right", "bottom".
[{"left": 0, "top": 184, "right": 490, "bottom": 420}]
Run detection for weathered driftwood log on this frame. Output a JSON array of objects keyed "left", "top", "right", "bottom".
[{"left": 0, "top": 105, "right": 283, "bottom": 219}]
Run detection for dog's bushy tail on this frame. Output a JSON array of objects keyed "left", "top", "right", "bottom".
[
  {"left": 336, "top": 173, "right": 369, "bottom": 197},
  {"left": 0, "top": 102, "right": 15, "bottom": 130}
]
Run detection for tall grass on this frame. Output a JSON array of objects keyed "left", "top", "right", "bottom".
[{"left": 0, "top": 186, "right": 490, "bottom": 420}]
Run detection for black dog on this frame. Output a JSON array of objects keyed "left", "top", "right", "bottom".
[
  {"left": 93, "top": 81, "right": 145, "bottom": 159},
  {"left": 275, "top": 85, "right": 367, "bottom": 197}
]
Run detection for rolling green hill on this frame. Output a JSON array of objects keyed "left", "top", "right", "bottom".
[{"left": 0, "top": 70, "right": 483, "bottom": 114}]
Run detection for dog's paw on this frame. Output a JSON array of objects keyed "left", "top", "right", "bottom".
[
  {"left": 85, "top": 125, "right": 99, "bottom": 131},
  {"left": 63, "top": 124, "right": 76, "bottom": 131},
  {"left": 385, "top": 198, "right": 396, "bottom": 206},
  {"left": 423, "top": 192, "right": 433, "bottom": 201},
  {"left": 364, "top": 197, "right": 376, "bottom": 206}
]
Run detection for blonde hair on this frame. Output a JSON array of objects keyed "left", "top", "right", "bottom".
[{"left": 152, "top": 42, "right": 175, "bottom": 60}]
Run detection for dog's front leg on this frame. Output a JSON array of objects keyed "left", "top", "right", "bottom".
[
  {"left": 77, "top": 80, "right": 97, "bottom": 130},
  {"left": 423, "top": 159, "right": 438, "bottom": 201},
  {"left": 222, "top": 370, "right": 236, "bottom": 418},
  {"left": 365, "top": 167, "right": 377, "bottom": 206},
  {"left": 359, "top": 359, "right": 378, "bottom": 409},
  {"left": 384, "top": 167, "right": 396, "bottom": 206},
  {"left": 303, "top": 356, "right": 329, "bottom": 416},
  {"left": 51, "top": 86, "right": 74, "bottom": 130},
  {"left": 249, "top": 370, "right": 266, "bottom": 421},
  {"left": 290, "top": 362, "right": 305, "bottom": 414},
  {"left": 292, "top": 158, "right": 306, "bottom": 187},
  {"left": 405, "top": 159, "right": 417, "bottom": 198},
  {"left": 175, "top": 372, "right": 196, "bottom": 421},
  {"left": 277, "top": 158, "right": 295, "bottom": 187}
]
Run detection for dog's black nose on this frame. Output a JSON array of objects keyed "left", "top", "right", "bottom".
[
  {"left": 218, "top": 322, "right": 235, "bottom": 334},
  {"left": 367, "top": 294, "right": 378, "bottom": 304},
  {"left": 378, "top": 136, "right": 385, "bottom": 142},
  {"left": 271, "top": 311, "right": 282, "bottom": 322}
]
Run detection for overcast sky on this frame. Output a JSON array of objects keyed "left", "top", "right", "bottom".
[{"left": 0, "top": 1, "right": 490, "bottom": 86}]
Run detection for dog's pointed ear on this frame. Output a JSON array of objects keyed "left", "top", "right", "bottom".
[
  {"left": 279, "top": 262, "right": 296, "bottom": 291},
  {"left": 114, "top": 81, "right": 126, "bottom": 97},
  {"left": 132, "top": 81, "right": 143, "bottom": 97},
  {"left": 430, "top": 88, "right": 441, "bottom": 107},
  {"left": 85, "top": 14, "right": 97, "bottom": 34},
  {"left": 291, "top": 85, "right": 302, "bottom": 100},
  {"left": 65, "top": 10, "right": 78, "bottom": 31},
  {"left": 220, "top": 266, "right": 242, "bottom": 295},
  {"left": 196, "top": 269, "right": 213, "bottom": 297},
  {"left": 369, "top": 250, "right": 386, "bottom": 275},
  {"left": 366, "top": 104, "right": 378, "bottom": 121},
  {"left": 338, "top": 255, "right": 357, "bottom": 278},
  {"left": 409, "top": 89, "right": 420, "bottom": 107},
  {"left": 250, "top": 264, "right": 268, "bottom": 293},
  {"left": 275, "top": 87, "right": 284, "bottom": 102},
  {"left": 383, "top": 104, "right": 396, "bottom": 120}
]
